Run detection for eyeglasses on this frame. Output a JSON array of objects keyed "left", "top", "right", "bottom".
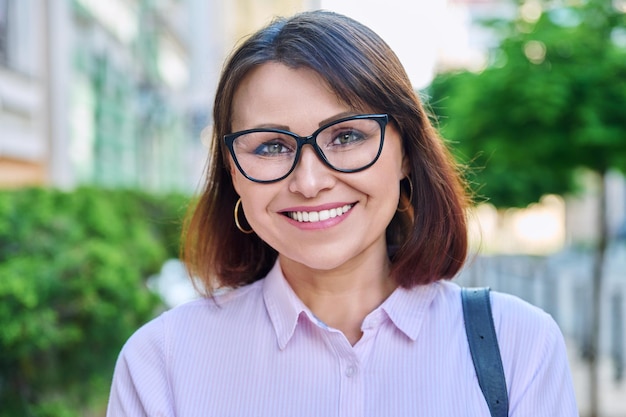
[{"left": 224, "top": 114, "right": 388, "bottom": 183}]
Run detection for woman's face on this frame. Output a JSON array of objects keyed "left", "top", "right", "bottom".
[{"left": 229, "top": 62, "right": 408, "bottom": 273}]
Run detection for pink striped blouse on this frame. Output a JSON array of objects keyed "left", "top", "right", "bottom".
[{"left": 107, "top": 261, "right": 578, "bottom": 416}]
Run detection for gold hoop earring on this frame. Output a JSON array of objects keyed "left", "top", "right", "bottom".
[
  {"left": 234, "top": 198, "right": 254, "bottom": 234},
  {"left": 397, "top": 176, "right": 413, "bottom": 213}
]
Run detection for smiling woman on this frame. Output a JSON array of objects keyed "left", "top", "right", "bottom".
[{"left": 106, "top": 10, "right": 578, "bottom": 417}]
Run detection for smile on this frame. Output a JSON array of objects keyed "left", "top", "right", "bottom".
[{"left": 286, "top": 204, "right": 355, "bottom": 223}]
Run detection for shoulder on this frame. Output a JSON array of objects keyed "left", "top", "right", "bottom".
[
  {"left": 488, "top": 289, "right": 567, "bottom": 363},
  {"left": 482, "top": 292, "right": 577, "bottom": 414},
  {"left": 488, "top": 289, "right": 562, "bottom": 344},
  {"left": 108, "top": 280, "right": 271, "bottom": 415},
  {"left": 433, "top": 281, "right": 566, "bottom": 365},
  {"left": 434, "top": 281, "right": 558, "bottom": 334},
  {"left": 121, "top": 280, "right": 266, "bottom": 357}
]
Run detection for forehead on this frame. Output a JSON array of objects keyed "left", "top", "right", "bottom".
[{"left": 230, "top": 63, "right": 360, "bottom": 132}]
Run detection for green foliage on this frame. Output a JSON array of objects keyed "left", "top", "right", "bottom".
[
  {"left": 427, "top": 0, "right": 626, "bottom": 208},
  {"left": 0, "top": 187, "right": 189, "bottom": 416}
]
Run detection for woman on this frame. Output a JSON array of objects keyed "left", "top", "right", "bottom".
[{"left": 107, "top": 10, "right": 578, "bottom": 416}]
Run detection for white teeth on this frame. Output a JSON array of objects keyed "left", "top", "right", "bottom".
[{"left": 288, "top": 204, "right": 354, "bottom": 223}]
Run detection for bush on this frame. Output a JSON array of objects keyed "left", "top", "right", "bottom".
[{"left": 0, "top": 187, "right": 189, "bottom": 416}]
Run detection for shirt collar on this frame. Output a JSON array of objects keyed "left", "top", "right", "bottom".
[
  {"left": 262, "top": 259, "right": 440, "bottom": 348},
  {"left": 262, "top": 260, "right": 310, "bottom": 350},
  {"left": 377, "top": 282, "right": 439, "bottom": 341}
]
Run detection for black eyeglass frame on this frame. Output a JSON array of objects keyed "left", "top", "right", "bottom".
[{"left": 224, "top": 114, "right": 389, "bottom": 184}]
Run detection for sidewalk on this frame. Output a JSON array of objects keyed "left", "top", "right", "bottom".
[{"left": 567, "top": 339, "right": 626, "bottom": 417}]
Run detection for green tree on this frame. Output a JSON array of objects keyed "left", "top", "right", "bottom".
[
  {"left": 0, "top": 187, "right": 188, "bottom": 416},
  {"left": 428, "top": 1, "right": 626, "bottom": 415}
]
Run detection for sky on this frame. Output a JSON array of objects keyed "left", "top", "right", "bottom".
[{"left": 320, "top": 0, "right": 448, "bottom": 89}]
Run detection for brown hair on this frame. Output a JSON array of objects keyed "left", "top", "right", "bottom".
[{"left": 182, "top": 10, "right": 469, "bottom": 294}]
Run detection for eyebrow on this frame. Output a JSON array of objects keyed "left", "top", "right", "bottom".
[
  {"left": 253, "top": 122, "right": 290, "bottom": 130},
  {"left": 244, "top": 111, "right": 360, "bottom": 133},
  {"left": 318, "top": 111, "right": 358, "bottom": 127}
]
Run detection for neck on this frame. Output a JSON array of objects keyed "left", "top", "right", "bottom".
[{"left": 279, "top": 252, "right": 396, "bottom": 345}]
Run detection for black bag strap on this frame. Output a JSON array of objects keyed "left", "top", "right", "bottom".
[{"left": 461, "top": 287, "right": 509, "bottom": 417}]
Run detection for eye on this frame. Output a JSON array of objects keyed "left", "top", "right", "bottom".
[
  {"left": 253, "top": 140, "right": 294, "bottom": 156},
  {"left": 331, "top": 129, "right": 365, "bottom": 146}
]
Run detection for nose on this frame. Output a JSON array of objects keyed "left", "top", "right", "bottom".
[{"left": 287, "top": 145, "right": 336, "bottom": 198}]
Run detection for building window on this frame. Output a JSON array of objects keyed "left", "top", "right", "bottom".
[{"left": 0, "top": 0, "right": 8, "bottom": 64}]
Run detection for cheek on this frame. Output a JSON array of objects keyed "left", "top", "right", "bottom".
[
  {"left": 228, "top": 160, "right": 244, "bottom": 196},
  {"left": 236, "top": 185, "right": 275, "bottom": 227},
  {"left": 381, "top": 148, "right": 407, "bottom": 184},
  {"left": 382, "top": 129, "right": 407, "bottom": 180}
]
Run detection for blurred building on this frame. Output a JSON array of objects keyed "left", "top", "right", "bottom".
[
  {"left": 0, "top": 0, "right": 47, "bottom": 187},
  {"left": 0, "top": 0, "right": 315, "bottom": 191},
  {"left": 224, "top": 0, "right": 320, "bottom": 43},
  {"left": 437, "top": 0, "right": 515, "bottom": 73},
  {"left": 0, "top": 0, "right": 200, "bottom": 190}
]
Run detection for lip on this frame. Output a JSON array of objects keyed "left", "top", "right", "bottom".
[{"left": 279, "top": 202, "right": 357, "bottom": 230}]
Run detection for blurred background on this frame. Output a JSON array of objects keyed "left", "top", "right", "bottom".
[{"left": 1, "top": 0, "right": 625, "bottom": 416}]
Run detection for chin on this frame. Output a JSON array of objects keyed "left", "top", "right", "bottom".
[{"left": 281, "top": 252, "right": 358, "bottom": 272}]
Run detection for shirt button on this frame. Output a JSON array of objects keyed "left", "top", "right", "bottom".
[{"left": 345, "top": 366, "right": 357, "bottom": 377}]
